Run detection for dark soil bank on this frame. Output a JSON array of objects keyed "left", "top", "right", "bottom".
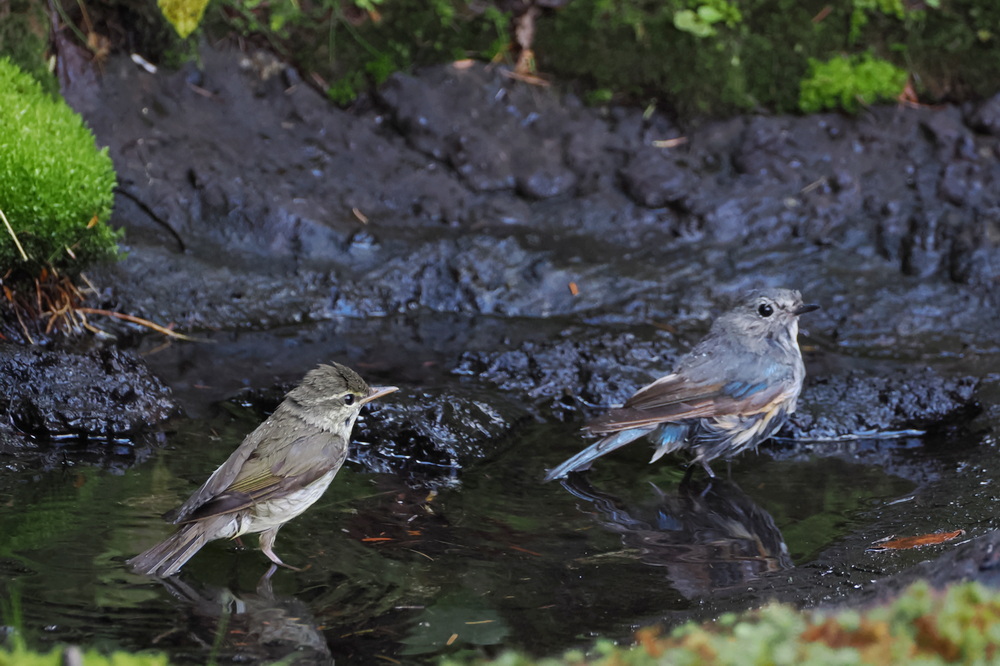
[{"left": 3, "top": 43, "right": 1000, "bottom": 663}]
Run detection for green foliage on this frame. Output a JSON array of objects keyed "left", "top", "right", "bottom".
[
  {"left": 798, "top": 52, "right": 908, "bottom": 113},
  {"left": 161, "top": 0, "right": 385, "bottom": 39},
  {"left": 441, "top": 581, "right": 1000, "bottom": 665},
  {"left": 537, "top": 0, "right": 756, "bottom": 115},
  {"left": 0, "top": 57, "right": 120, "bottom": 276},
  {"left": 0, "top": 645, "right": 170, "bottom": 665},
  {"left": 673, "top": 1, "right": 742, "bottom": 39},
  {"left": 0, "top": 1, "right": 54, "bottom": 94},
  {"left": 850, "top": 0, "right": 906, "bottom": 43},
  {"left": 211, "top": 0, "right": 510, "bottom": 106},
  {"left": 534, "top": 0, "right": 1000, "bottom": 117},
  {"left": 151, "top": 0, "right": 996, "bottom": 117}
]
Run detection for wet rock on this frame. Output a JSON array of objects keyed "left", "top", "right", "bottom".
[
  {"left": 354, "top": 387, "right": 529, "bottom": 485},
  {"left": 920, "top": 106, "right": 975, "bottom": 161},
  {"left": 378, "top": 67, "right": 581, "bottom": 200},
  {"left": 901, "top": 211, "right": 950, "bottom": 278},
  {"left": 899, "top": 205, "right": 1000, "bottom": 287},
  {"left": 620, "top": 149, "right": 692, "bottom": 209},
  {"left": 788, "top": 367, "right": 979, "bottom": 440},
  {"left": 939, "top": 161, "right": 984, "bottom": 207},
  {"left": 515, "top": 139, "right": 578, "bottom": 199},
  {"left": 949, "top": 212, "right": 1000, "bottom": 286},
  {"left": 967, "top": 93, "right": 1000, "bottom": 137},
  {"left": 0, "top": 344, "right": 176, "bottom": 441},
  {"left": 456, "top": 327, "right": 677, "bottom": 419}
]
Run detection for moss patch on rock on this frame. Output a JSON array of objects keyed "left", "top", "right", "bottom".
[{"left": 0, "top": 56, "right": 120, "bottom": 277}]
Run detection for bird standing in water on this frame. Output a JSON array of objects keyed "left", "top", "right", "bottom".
[
  {"left": 129, "top": 362, "right": 397, "bottom": 577},
  {"left": 544, "top": 289, "right": 818, "bottom": 481}
]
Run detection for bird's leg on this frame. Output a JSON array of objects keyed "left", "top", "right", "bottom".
[
  {"left": 258, "top": 527, "right": 305, "bottom": 572},
  {"left": 700, "top": 459, "right": 717, "bottom": 479}
]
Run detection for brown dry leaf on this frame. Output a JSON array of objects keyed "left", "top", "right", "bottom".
[{"left": 869, "top": 529, "right": 965, "bottom": 551}]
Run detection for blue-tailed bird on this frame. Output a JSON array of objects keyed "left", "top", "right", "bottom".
[{"left": 544, "top": 288, "right": 818, "bottom": 481}]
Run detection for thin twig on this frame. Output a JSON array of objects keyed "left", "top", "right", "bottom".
[
  {"left": 77, "top": 272, "right": 99, "bottom": 295},
  {"left": 0, "top": 207, "right": 28, "bottom": 262},
  {"left": 13, "top": 304, "right": 35, "bottom": 345},
  {"left": 75, "top": 307, "right": 209, "bottom": 342}
]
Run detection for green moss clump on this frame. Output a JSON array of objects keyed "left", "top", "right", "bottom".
[
  {"left": 441, "top": 581, "right": 1000, "bottom": 665},
  {"left": 798, "top": 52, "right": 909, "bottom": 113},
  {"left": 0, "top": 57, "right": 120, "bottom": 277}
]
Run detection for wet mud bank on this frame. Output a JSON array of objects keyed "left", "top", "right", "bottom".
[{"left": 3, "top": 42, "right": 1000, "bottom": 661}]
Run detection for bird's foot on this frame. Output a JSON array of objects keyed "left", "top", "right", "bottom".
[
  {"left": 261, "top": 547, "right": 308, "bottom": 572},
  {"left": 258, "top": 528, "right": 309, "bottom": 572}
]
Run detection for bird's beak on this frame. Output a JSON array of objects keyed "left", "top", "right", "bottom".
[
  {"left": 793, "top": 303, "right": 820, "bottom": 316},
  {"left": 361, "top": 385, "right": 399, "bottom": 405}
]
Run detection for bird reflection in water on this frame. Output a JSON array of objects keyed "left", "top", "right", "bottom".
[
  {"left": 155, "top": 567, "right": 332, "bottom": 663},
  {"left": 560, "top": 475, "right": 793, "bottom": 599}
]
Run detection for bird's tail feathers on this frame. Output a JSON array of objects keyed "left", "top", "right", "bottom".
[
  {"left": 544, "top": 428, "right": 649, "bottom": 481},
  {"left": 127, "top": 521, "right": 214, "bottom": 578}
]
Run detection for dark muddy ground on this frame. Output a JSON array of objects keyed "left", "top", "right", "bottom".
[{"left": 1, "top": 42, "right": 1000, "bottom": 663}]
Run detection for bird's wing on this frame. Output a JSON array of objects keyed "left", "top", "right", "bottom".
[
  {"left": 177, "top": 461, "right": 341, "bottom": 522},
  {"left": 166, "top": 422, "right": 346, "bottom": 524},
  {"left": 163, "top": 424, "right": 271, "bottom": 524},
  {"left": 587, "top": 356, "right": 794, "bottom": 434}
]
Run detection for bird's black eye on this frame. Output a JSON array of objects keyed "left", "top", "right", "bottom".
[
  {"left": 757, "top": 303, "right": 774, "bottom": 317},
  {"left": 343, "top": 394, "right": 355, "bottom": 406}
]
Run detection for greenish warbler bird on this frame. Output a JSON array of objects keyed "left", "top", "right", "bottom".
[{"left": 128, "top": 362, "right": 397, "bottom": 577}]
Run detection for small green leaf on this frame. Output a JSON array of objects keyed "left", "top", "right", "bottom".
[
  {"left": 673, "top": 9, "right": 715, "bottom": 38},
  {"left": 157, "top": 0, "right": 211, "bottom": 39},
  {"left": 697, "top": 6, "right": 724, "bottom": 24}
]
